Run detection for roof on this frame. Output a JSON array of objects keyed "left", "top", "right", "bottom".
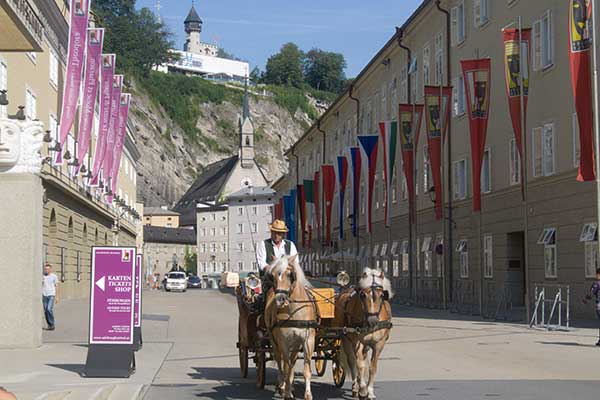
[
  {"left": 144, "top": 207, "right": 181, "bottom": 217},
  {"left": 144, "top": 226, "right": 196, "bottom": 245},
  {"left": 227, "top": 186, "right": 275, "bottom": 200},
  {"left": 173, "top": 156, "right": 239, "bottom": 226},
  {"left": 197, "top": 202, "right": 228, "bottom": 212},
  {"left": 184, "top": 5, "right": 202, "bottom": 24},
  {"left": 285, "top": 0, "right": 432, "bottom": 157}
]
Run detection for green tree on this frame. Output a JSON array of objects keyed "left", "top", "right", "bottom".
[
  {"left": 264, "top": 42, "right": 304, "bottom": 88},
  {"left": 250, "top": 66, "right": 263, "bottom": 84},
  {"left": 91, "top": 0, "right": 177, "bottom": 76},
  {"left": 303, "top": 49, "right": 347, "bottom": 93},
  {"left": 184, "top": 246, "right": 198, "bottom": 276}
]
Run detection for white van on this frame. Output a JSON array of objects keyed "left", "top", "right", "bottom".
[{"left": 165, "top": 271, "right": 187, "bottom": 292}]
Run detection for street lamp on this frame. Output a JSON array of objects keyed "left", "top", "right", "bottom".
[{"left": 427, "top": 185, "right": 458, "bottom": 229}]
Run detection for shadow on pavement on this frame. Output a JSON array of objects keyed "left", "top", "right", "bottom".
[
  {"left": 46, "top": 363, "right": 85, "bottom": 376},
  {"left": 188, "top": 367, "right": 351, "bottom": 400},
  {"left": 536, "top": 341, "right": 599, "bottom": 348}
]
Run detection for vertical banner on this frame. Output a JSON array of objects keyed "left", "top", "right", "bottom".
[
  {"left": 314, "top": 171, "right": 320, "bottom": 242},
  {"left": 107, "top": 93, "right": 131, "bottom": 203},
  {"left": 103, "top": 75, "right": 123, "bottom": 197},
  {"left": 90, "top": 54, "right": 116, "bottom": 186},
  {"left": 424, "top": 86, "right": 452, "bottom": 220},
  {"left": 304, "top": 179, "right": 315, "bottom": 247},
  {"left": 297, "top": 184, "right": 306, "bottom": 247},
  {"left": 461, "top": 58, "right": 492, "bottom": 212},
  {"left": 89, "top": 247, "right": 136, "bottom": 344},
  {"left": 569, "top": 0, "right": 595, "bottom": 181},
  {"left": 56, "top": 0, "right": 90, "bottom": 165},
  {"left": 350, "top": 147, "right": 361, "bottom": 237},
  {"left": 134, "top": 253, "right": 142, "bottom": 329},
  {"left": 322, "top": 165, "right": 335, "bottom": 244},
  {"left": 399, "top": 104, "right": 424, "bottom": 223},
  {"left": 283, "top": 190, "right": 297, "bottom": 244},
  {"left": 379, "top": 121, "right": 398, "bottom": 227},
  {"left": 358, "top": 135, "right": 379, "bottom": 234},
  {"left": 335, "top": 155, "right": 349, "bottom": 240},
  {"left": 503, "top": 28, "right": 531, "bottom": 164},
  {"left": 76, "top": 28, "right": 104, "bottom": 175}
]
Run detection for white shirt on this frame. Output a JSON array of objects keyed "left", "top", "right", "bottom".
[
  {"left": 42, "top": 273, "right": 59, "bottom": 296},
  {"left": 256, "top": 239, "right": 298, "bottom": 271}
]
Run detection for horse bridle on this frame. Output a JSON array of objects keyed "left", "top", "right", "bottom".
[
  {"left": 273, "top": 268, "right": 297, "bottom": 298},
  {"left": 358, "top": 275, "right": 390, "bottom": 325}
]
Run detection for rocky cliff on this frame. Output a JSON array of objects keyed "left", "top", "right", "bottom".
[{"left": 128, "top": 73, "right": 330, "bottom": 207}]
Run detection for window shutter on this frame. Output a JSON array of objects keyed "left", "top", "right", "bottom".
[
  {"left": 474, "top": 0, "right": 481, "bottom": 27},
  {"left": 572, "top": 113, "right": 581, "bottom": 168},
  {"left": 451, "top": 6, "right": 458, "bottom": 46},
  {"left": 546, "top": 10, "right": 554, "bottom": 67},
  {"left": 453, "top": 162, "right": 459, "bottom": 199},
  {"left": 532, "top": 127, "right": 542, "bottom": 177},
  {"left": 533, "top": 19, "right": 542, "bottom": 71},
  {"left": 452, "top": 77, "right": 459, "bottom": 116},
  {"left": 543, "top": 123, "right": 555, "bottom": 176}
]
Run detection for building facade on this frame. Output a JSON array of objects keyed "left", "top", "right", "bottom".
[
  {"left": 144, "top": 207, "right": 181, "bottom": 228},
  {"left": 227, "top": 187, "right": 275, "bottom": 272},
  {"left": 197, "top": 204, "right": 229, "bottom": 274},
  {"left": 1, "top": 0, "right": 141, "bottom": 301},
  {"left": 143, "top": 225, "right": 196, "bottom": 280},
  {"left": 275, "top": 0, "right": 598, "bottom": 319}
]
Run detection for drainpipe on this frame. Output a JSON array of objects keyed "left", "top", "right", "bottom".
[
  {"left": 348, "top": 85, "right": 360, "bottom": 281},
  {"left": 396, "top": 27, "right": 415, "bottom": 302},
  {"left": 290, "top": 147, "right": 300, "bottom": 248},
  {"left": 436, "top": 0, "right": 453, "bottom": 308},
  {"left": 317, "top": 120, "right": 327, "bottom": 273}
]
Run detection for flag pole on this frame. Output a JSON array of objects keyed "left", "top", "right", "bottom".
[
  {"left": 591, "top": 0, "right": 600, "bottom": 302},
  {"left": 518, "top": 15, "right": 532, "bottom": 323},
  {"left": 440, "top": 79, "right": 447, "bottom": 309}
]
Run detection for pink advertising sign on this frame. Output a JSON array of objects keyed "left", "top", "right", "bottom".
[
  {"left": 89, "top": 247, "right": 136, "bottom": 345},
  {"left": 134, "top": 254, "right": 142, "bottom": 328}
]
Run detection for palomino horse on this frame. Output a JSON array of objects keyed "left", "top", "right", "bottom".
[
  {"left": 334, "top": 268, "right": 393, "bottom": 399},
  {"left": 264, "top": 255, "right": 318, "bottom": 400}
]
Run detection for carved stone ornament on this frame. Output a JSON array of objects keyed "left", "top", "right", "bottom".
[{"left": 0, "top": 118, "right": 44, "bottom": 174}]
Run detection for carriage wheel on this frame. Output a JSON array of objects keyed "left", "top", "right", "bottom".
[
  {"left": 332, "top": 358, "right": 346, "bottom": 388},
  {"left": 314, "top": 350, "right": 327, "bottom": 377},
  {"left": 256, "top": 351, "right": 266, "bottom": 389},
  {"left": 238, "top": 346, "right": 248, "bottom": 378}
]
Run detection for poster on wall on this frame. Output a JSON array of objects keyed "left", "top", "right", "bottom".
[
  {"left": 134, "top": 254, "right": 142, "bottom": 329},
  {"left": 89, "top": 247, "right": 136, "bottom": 345}
]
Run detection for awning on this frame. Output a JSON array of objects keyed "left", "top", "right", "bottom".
[
  {"left": 380, "top": 243, "right": 388, "bottom": 257},
  {"left": 372, "top": 244, "right": 380, "bottom": 257},
  {"left": 390, "top": 241, "right": 399, "bottom": 256}
]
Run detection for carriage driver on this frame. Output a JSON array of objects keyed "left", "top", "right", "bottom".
[{"left": 255, "top": 219, "right": 298, "bottom": 300}]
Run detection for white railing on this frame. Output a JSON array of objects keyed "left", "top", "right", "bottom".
[{"left": 529, "top": 284, "right": 570, "bottom": 331}]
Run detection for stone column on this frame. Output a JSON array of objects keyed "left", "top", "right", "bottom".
[{"left": 0, "top": 119, "right": 44, "bottom": 349}]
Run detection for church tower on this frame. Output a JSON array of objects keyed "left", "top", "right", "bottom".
[
  {"left": 184, "top": 1, "right": 202, "bottom": 54},
  {"left": 239, "top": 80, "right": 255, "bottom": 168}
]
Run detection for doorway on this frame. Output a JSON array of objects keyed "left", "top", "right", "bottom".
[{"left": 506, "top": 232, "right": 525, "bottom": 306}]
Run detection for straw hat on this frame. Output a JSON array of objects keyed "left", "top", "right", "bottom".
[{"left": 269, "top": 219, "right": 289, "bottom": 233}]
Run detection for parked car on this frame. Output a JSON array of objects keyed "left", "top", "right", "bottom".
[
  {"left": 165, "top": 271, "right": 187, "bottom": 292},
  {"left": 187, "top": 275, "right": 201, "bottom": 288}
]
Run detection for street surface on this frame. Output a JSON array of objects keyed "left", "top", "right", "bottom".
[
  {"left": 142, "top": 289, "right": 600, "bottom": 400},
  {"left": 2, "top": 289, "right": 600, "bottom": 399}
]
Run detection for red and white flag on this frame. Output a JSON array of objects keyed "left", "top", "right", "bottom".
[
  {"left": 358, "top": 135, "right": 379, "bottom": 233},
  {"left": 399, "top": 104, "right": 424, "bottom": 223}
]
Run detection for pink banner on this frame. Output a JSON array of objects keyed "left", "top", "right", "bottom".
[
  {"left": 76, "top": 28, "right": 104, "bottom": 175},
  {"left": 55, "top": 0, "right": 91, "bottom": 165},
  {"left": 89, "top": 54, "right": 116, "bottom": 186},
  {"left": 107, "top": 93, "right": 131, "bottom": 203},
  {"left": 103, "top": 75, "right": 123, "bottom": 197}
]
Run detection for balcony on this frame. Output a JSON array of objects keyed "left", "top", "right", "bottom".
[{"left": 0, "top": 0, "right": 44, "bottom": 52}]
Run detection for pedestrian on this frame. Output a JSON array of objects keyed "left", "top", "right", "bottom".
[
  {"left": 582, "top": 267, "right": 600, "bottom": 346},
  {"left": 0, "top": 387, "right": 16, "bottom": 400},
  {"left": 42, "top": 263, "right": 59, "bottom": 331}
]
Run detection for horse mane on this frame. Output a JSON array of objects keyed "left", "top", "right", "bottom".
[
  {"left": 359, "top": 267, "right": 394, "bottom": 298},
  {"left": 267, "top": 255, "right": 312, "bottom": 289}
]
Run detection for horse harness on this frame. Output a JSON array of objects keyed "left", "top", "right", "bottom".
[
  {"left": 345, "top": 276, "right": 393, "bottom": 333},
  {"left": 271, "top": 271, "right": 320, "bottom": 330}
]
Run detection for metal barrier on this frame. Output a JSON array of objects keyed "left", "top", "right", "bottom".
[
  {"left": 450, "top": 279, "right": 475, "bottom": 315},
  {"left": 416, "top": 278, "right": 443, "bottom": 308},
  {"left": 482, "top": 282, "right": 519, "bottom": 321},
  {"left": 529, "top": 284, "right": 570, "bottom": 331}
]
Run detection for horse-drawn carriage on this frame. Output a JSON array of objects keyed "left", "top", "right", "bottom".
[
  {"left": 235, "top": 257, "right": 393, "bottom": 400},
  {"left": 235, "top": 272, "right": 346, "bottom": 389}
]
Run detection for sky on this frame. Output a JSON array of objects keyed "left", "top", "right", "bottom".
[{"left": 136, "top": 0, "right": 424, "bottom": 77}]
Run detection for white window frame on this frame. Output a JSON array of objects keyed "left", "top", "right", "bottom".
[
  {"left": 25, "top": 88, "right": 37, "bottom": 120},
  {"left": 452, "top": 75, "right": 466, "bottom": 117},
  {"left": 537, "top": 228, "right": 557, "bottom": 278},
  {"left": 483, "top": 235, "right": 493, "bottom": 278},
  {"left": 238, "top": 242, "right": 244, "bottom": 252},
  {"left": 474, "top": 0, "right": 490, "bottom": 28},
  {"left": 533, "top": 123, "right": 555, "bottom": 178},
  {"left": 401, "top": 240, "right": 410, "bottom": 275},
  {"left": 238, "top": 261, "right": 244, "bottom": 271},
  {"left": 453, "top": 159, "right": 467, "bottom": 200},
  {"left": 580, "top": 223, "right": 598, "bottom": 242},
  {"left": 422, "top": 44, "right": 431, "bottom": 93},
  {"left": 237, "top": 223, "right": 243, "bottom": 234},
  {"left": 456, "top": 239, "right": 468, "bottom": 278},
  {"left": 533, "top": 10, "right": 554, "bottom": 71},
  {"left": 0, "top": 59, "right": 7, "bottom": 118},
  {"left": 481, "top": 148, "right": 491, "bottom": 193},
  {"left": 49, "top": 50, "right": 59, "bottom": 89},
  {"left": 251, "top": 223, "right": 257, "bottom": 233},
  {"left": 435, "top": 235, "right": 443, "bottom": 278},
  {"left": 221, "top": 243, "right": 227, "bottom": 252},
  {"left": 451, "top": 1, "right": 466, "bottom": 46},
  {"left": 423, "top": 146, "right": 432, "bottom": 193},
  {"left": 435, "top": 32, "right": 444, "bottom": 85},
  {"left": 509, "top": 138, "right": 521, "bottom": 186},
  {"left": 585, "top": 241, "right": 598, "bottom": 278}
]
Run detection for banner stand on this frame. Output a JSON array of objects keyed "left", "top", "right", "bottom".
[
  {"left": 84, "top": 344, "right": 135, "bottom": 378},
  {"left": 133, "top": 327, "right": 142, "bottom": 351}
]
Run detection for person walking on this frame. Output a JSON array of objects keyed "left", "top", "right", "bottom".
[
  {"left": 583, "top": 268, "right": 600, "bottom": 346},
  {"left": 42, "top": 263, "right": 59, "bottom": 331}
]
